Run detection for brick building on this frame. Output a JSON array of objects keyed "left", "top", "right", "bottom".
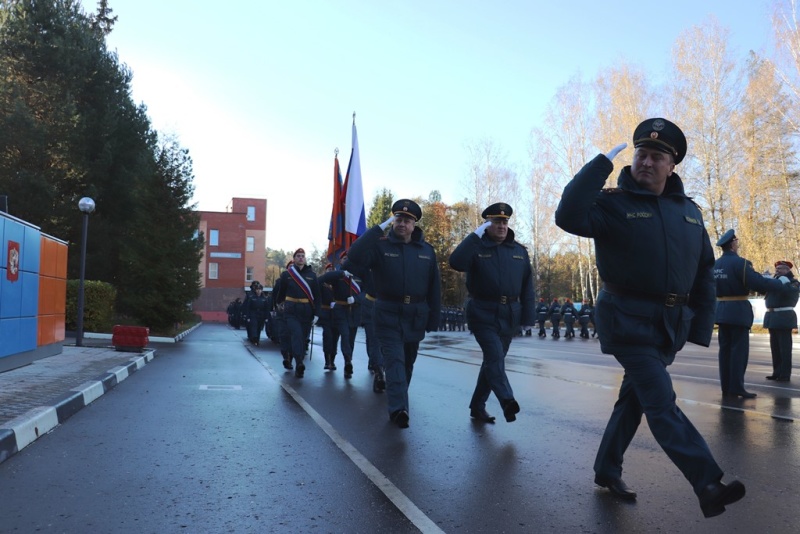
[{"left": 194, "top": 198, "right": 267, "bottom": 322}]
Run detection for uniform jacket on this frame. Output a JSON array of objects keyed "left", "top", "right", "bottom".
[
  {"left": 578, "top": 305, "right": 592, "bottom": 325},
  {"left": 242, "top": 293, "right": 269, "bottom": 320},
  {"left": 536, "top": 302, "right": 549, "bottom": 319},
  {"left": 276, "top": 264, "right": 322, "bottom": 318},
  {"left": 555, "top": 154, "right": 716, "bottom": 363},
  {"left": 347, "top": 225, "right": 441, "bottom": 339},
  {"left": 318, "top": 269, "right": 362, "bottom": 327},
  {"left": 449, "top": 230, "right": 536, "bottom": 335},
  {"left": 763, "top": 273, "right": 800, "bottom": 330},
  {"left": 714, "top": 250, "right": 786, "bottom": 327}
]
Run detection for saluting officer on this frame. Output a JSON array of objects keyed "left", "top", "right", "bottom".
[
  {"left": 764, "top": 260, "right": 800, "bottom": 381},
  {"left": 276, "top": 249, "right": 321, "bottom": 378},
  {"left": 714, "top": 229, "right": 791, "bottom": 398},
  {"left": 347, "top": 199, "right": 441, "bottom": 428},
  {"left": 555, "top": 118, "right": 745, "bottom": 517},
  {"left": 449, "top": 202, "right": 535, "bottom": 423}
]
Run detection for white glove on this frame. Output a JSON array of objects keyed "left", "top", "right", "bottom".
[
  {"left": 605, "top": 143, "right": 628, "bottom": 161},
  {"left": 330, "top": 302, "right": 336, "bottom": 308},
  {"left": 779, "top": 276, "right": 790, "bottom": 284},
  {"left": 312, "top": 315, "right": 319, "bottom": 325},
  {"left": 342, "top": 270, "right": 353, "bottom": 278},
  {"left": 347, "top": 296, "right": 355, "bottom": 304},
  {"left": 379, "top": 215, "right": 394, "bottom": 230},
  {"left": 474, "top": 220, "right": 492, "bottom": 237}
]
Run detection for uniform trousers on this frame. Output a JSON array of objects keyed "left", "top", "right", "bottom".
[
  {"left": 246, "top": 314, "right": 265, "bottom": 343},
  {"left": 284, "top": 301, "right": 313, "bottom": 365},
  {"left": 469, "top": 327, "right": 514, "bottom": 410},
  {"left": 537, "top": 315, "right": 547, "bottom": 336},
  {"left": 361, "top": 299, "right": 383, "bottom": 370},
  {"left": 768, "top": 328, "right": 793, "bottom": 379},
  {"left": 330, "top": 307, "right": 355, "bottom": 362},
  {"left": 717, "top": 324, "right": 750, "bottom": 394},
  {"left": 594, "top": 352, "right": 723, "bottom": 495},
  {"left": 376, "top": 328, "right": 420, "bottom": 415}
]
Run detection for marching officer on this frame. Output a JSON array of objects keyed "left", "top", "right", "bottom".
[
  {"left": 562, "top": 298, "right": 577, "bottom": 339},
  {"left": 276, "top": 249, "right": 321, "bottom": 378},
  {"left": 578, "top": 300, "right": 593, "bottom": 338},
  {"left": 347, "top": 199, "right": 441, "bottom": 428},
  {"left": 318, "top": 263, "right": 338, "bottom": 371},
  {"left": 548, "top": 298, "right": 562, "bottom": 338},
  {"left": 764, "top": 260, "right": 800, "bottom": 382},
  {"left": 242, "top": 282, "right": 269, "bottom": 346},
  {"left": 536, "top": 298, "right": 549, "bottom": 338},
  {"left": 343, "top": 258, "right": 385, "bottom": 392},
  {"left": 714, "top": 229, "right": 791, "bottom": 398},
  {"left": 318, "top": 252, "right": 363, "bottom": 379},
  {"left": 449, "top": 202, "right": 535, "bottom": 424},
  {"left": 555, "top": 117, "right": 745, "bottom": 517}
]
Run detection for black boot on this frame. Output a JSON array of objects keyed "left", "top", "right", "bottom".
[
  {"left": 373, "top": 367, "right": 386, "bottom": 393},
  {"left": 324, "top": 354, "right": 331, "bottom": 370},
  {"left": 283, "top": 353, "right": 293, "bottom": 370},
  {"left": 344, "top": 361, "right": 353, "bottom": 379}
]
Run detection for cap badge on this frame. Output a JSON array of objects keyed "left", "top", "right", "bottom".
[
  {"left": 652, "top": 119, "right": 665, "bottom": 131},
  {"left": 650, "top": 132, "right": 659, "bottom": 139}
]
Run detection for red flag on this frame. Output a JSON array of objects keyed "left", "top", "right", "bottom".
[{"left": 326, "top": 155, "right": 345, "bottom": 265}]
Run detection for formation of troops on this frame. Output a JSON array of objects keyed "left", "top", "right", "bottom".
[{"left": 218, "top": 117, "right": 800, "bottom": 518}]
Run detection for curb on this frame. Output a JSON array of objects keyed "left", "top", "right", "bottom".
[
  {"left": 81, "top": 322, "right": 203, "bottom": 344},
  {"left": 0, "top": 349, "right": 156, "bottom": 466}
]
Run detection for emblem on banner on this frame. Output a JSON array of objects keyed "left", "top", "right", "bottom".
[{"left": 7, "top": 240, "right": 20, "bottom": 282}]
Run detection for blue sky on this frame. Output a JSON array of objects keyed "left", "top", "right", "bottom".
[{"left": 81, "top": 0, "right": 777, "bottom": 252}]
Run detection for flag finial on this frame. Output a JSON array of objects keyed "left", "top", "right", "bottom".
[
  {"left": 334, "top": 147, "right": 339, "bottom": 157},
  {"left": 352, "top": 111, "right": 356, "bottom": 124}
]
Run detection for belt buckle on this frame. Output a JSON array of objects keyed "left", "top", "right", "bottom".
[
  {"left": 499, "top": 296, "right": 507, "bottom": 304},
  {"left": 403, "top": 295, "right": 411, "bottom": 304},
  {"left": 665, "top": 293, "right": 677, "bottom": 307}
]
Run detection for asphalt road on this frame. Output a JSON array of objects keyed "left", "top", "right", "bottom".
[{"left": 0, "top": 323, "right": 797, "bottom": 533}]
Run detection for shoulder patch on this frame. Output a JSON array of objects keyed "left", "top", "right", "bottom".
[
  {"left": 601, "top": 188, "right": 624, "bottom": 194},
  {"left": 684, "top": 215, "right": 701, "bottom": 225}
]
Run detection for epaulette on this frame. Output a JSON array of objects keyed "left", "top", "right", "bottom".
[{"left": 601, "top": 188, "right": 624, "bottom": 194}]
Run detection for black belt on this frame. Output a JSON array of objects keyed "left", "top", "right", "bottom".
[
  {"left": 376, "top": 294, "right": 426, "bottom": 304},
  {"left": 472, "top": 295, "right": 519, "bottom": 304},
  {"left": 603, "top": 283, "right": 689, "bottom": 307}
]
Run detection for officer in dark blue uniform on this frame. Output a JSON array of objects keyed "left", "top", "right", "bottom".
[
  {"left": 548, "top": 298, "right": 562, "bottom": 338},
  {"left": 555, "top": 118, "right": 745, "bottom": 518},
  {"left": 276, "top": 249, "right": 321, "bottom": 378},
  {"left": 535, "top": 298, "right": 549, "bottom": 337},
  {"left": 713, "top": 229, "right": 790, "bottom": 398},
  {"left": 578, "top": 300, "right": 593, "bottom": 338},
  {"left": 343, "top": 258, "right": 385, "bottom": 392},
  {"left": 242, "top": 282, "right": 269, "bottom": 345},
  {"left": 318, "top": 252, "right": 363, "bottom": 379},
  {"left": 450, "top": 202, "right": 535, "bottom": 423},
  {"left": 318, "top": 263, "right": 338, "bottom": 371},
  {"left": 562, "top": 298, "right": 577, "bottom": 338},
  {"left": 347, "top": 199, "right": 441, "bottom": 428},
  {"left": 764, "top": 260, "right": 800, "bottom": 381}
]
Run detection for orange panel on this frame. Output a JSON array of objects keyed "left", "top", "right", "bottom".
[
  {"left": 54, "top": 314, "right": 65, "bottom": 341},
  {"left": 42, "top": 239, "right": 55, "bottom": 277},
  {"left": 56, "top": 242, "right": 68, "bottom": 279},
  {"left": 54, "top": 278, "right": 66, "bottom": 314}
]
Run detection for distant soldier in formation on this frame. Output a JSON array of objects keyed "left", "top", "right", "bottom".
[
  {"left": 227, "top": 298, "right": 243, "bottom": 329},
  {"left": 578, "top": 300, "right": 593, "bottom": 339},
  {"left": 764, "top": 260, "right": 800, "bottom": 382},
  {"left": 536, "top": 298, "right": 549, "bottom": 338},
  {"left": 548, "top": 298, "right": 562, "bottom": 339},
  {"left": 345, "top": 258, "right": 385, "bottom": 392},
  {"left": 318, "top": 251, "right": 362, "bottom": 379},
  {"left": 562, "top": 298, "right": 577, "bottom": 339},
  {"left": 242, "top": 281, "right": 269, "bottom": 346}
]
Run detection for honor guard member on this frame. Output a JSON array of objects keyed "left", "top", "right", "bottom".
[
  {"left": 347, "top": 199, "right": 441, "bottom": 428},
  {"left": 555, "top": 118, "right": 746, "bottom": 517},
  {"left": 274, "top": 263, "right": 293, "bottom": 367},
  {"left": 450, "top": 202, "right": 535, "bottom": 423},
  {"left": 318, "top": 252, "right": 362, "bottom": 379},
  {"left": 578, "top": 300, "right": 593, "bottom": 338},
  {"left": 242, "top": 282, "right": 269, "bottom": 345},
  {"left": 548, "top": 298, "right": 562, "bottom": 338},
  {"left": 562, "top": 298, "right": 577, "bottom": 339},
  {"left": 536, "top": 298, "right": 549, "bottom": 337},
  {"left": 319, "top": 263, "right": 338, "bottom": 370},
  {"left": 276, "top": 249, "right": 321, "bottom": 378},
  {"left": 714, "top": 229, "right": 791, "bottom": 398},
  {"left": 343, "top": 258, "right": 385, "bottom": 392},
  {"left": 764, "top": 260, "right": 800, "bottom": 381}
]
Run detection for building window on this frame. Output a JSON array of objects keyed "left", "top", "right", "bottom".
[
  {"left": 209, "top": 229, "right": 219, "bottom": 246},
  {"left": 246, "top": 266, "right": 254, "bottom": 282},
  {"left": 209, "top": 262, "right": 219, "bottom": 280},
  {"left": 246, "top": 236, "right": 255, "bottom": 252},
  {"left": 247, "top": 206, "right": 256, "bottom": 221}
]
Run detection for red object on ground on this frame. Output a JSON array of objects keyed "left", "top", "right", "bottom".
[{"left": 111, "top": 325, "right": 149, "bottom": 352}]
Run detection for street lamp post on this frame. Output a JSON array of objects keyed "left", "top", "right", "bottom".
[{"left": 76, "top": 197, "right": 95, "bottom": 347}]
